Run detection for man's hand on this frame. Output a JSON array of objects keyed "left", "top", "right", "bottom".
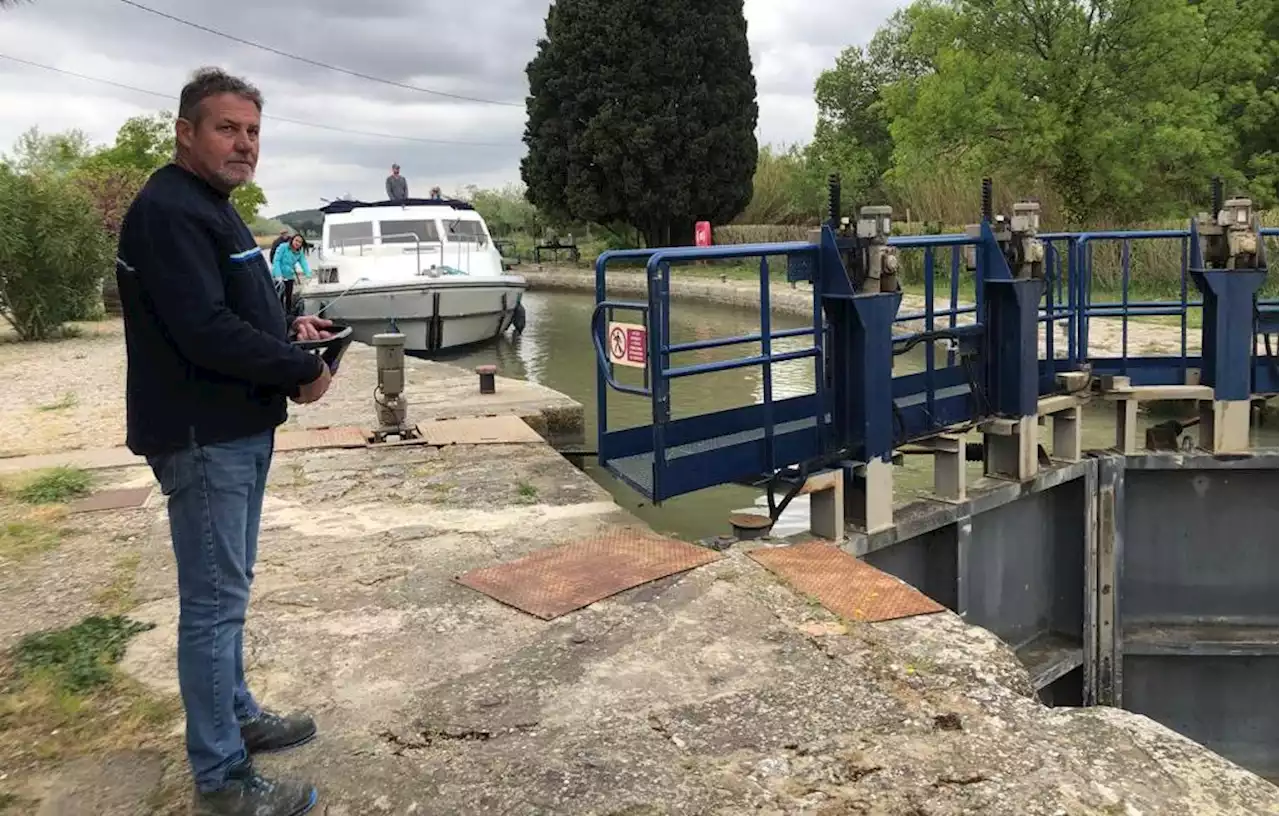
[
  {"left": 292, "top": 363, "right": 332, "bottom": 404},
  {"left": 292, "top": 315, "right": 333, "bottom": 342}
]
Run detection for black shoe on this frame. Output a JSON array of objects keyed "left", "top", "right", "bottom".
[
  {"left": 193, "top": 760, "right": 317, "bottom": 816},
  {"left": 240, "top": 709, "right": 318, "bottom": 754}
]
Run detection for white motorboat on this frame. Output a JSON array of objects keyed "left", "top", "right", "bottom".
[{"left": 300, "top": 196, "right": 527, "bottom": 353}]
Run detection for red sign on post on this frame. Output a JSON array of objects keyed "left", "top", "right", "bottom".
[
  {"left": 607, "top": 321, "right": 647, "bottom": 368},
  {"left": 695, "top": 220, "right": 712, "bottom": 247}
]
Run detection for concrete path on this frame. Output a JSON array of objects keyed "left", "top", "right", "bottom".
[{"left": 2, "top": 441, "right": 1273, "bottom": 814}]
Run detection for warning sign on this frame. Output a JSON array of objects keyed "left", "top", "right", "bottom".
[{"left": 607, "top": 321, "right": 647, "bottom": 368}]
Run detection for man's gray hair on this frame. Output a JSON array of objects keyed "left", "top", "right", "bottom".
[{"left": 178, "top": 67, "right": 264, "bottom": 125}]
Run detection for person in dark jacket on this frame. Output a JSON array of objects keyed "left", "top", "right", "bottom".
[
  {"left": 115, "top": 66, "right": 332, "bottom": 816},
  {"left": 268, "top": 228, "right": 289, "bottom": 263}
]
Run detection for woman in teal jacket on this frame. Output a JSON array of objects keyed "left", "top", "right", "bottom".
[{"left": 272, "top": 234, "right": 311, "bottom": 314}]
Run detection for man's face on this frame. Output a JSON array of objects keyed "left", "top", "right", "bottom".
[
  {"left": 391, "top": 166, "right": 400, "bottom": 176},
  {"left": 176, "top": 93, "right": 260, "bottom": 192}
]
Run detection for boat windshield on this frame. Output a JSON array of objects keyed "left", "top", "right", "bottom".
[
  {"left": 328, "top": 221, "right": 373, "bottom": 249},
  {"left": 444, "top": 219, "right": 487, "bottom": 244},
  {"left": 379, "top": 219, "right": 440, "bottom": 244}
]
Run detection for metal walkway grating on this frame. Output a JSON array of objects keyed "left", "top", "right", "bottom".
[
  {"left": 748, "top": 540, "right": 945, "bottom": 623},
  {"left": 455, "top": 528, "right": 721, "bottom": 619}
]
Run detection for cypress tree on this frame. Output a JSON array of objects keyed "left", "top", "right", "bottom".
[{"left": 521, "top": 0, "right": 758, "bottom": 247}]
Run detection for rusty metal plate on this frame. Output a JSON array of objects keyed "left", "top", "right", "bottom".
[
  {"left": 275, "top": 426, "right": 369, "bottom": 452},
  {"left": 67, "top": 486, "right": 153, "bottom": 513},
  {"left": 748, "top": 540, "right": 945, "bottom": 623},
  {"left": 456, "top": 528, "right": 721, "bottom": 619},
  {"left": 421, "top": 416, "right": 544, "bottom": 446}
]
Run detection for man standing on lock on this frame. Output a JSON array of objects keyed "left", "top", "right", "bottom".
[{"left": 115, "top": 66, "right": 334, "bottom": 816}]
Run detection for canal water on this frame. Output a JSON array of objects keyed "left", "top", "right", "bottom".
[{"left": 434, "top": 290, "right": 1277, "bottom": 541}]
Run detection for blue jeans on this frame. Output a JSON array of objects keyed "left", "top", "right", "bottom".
[{"left": 147, "top": 430, "right": 273, "bottom": 792}]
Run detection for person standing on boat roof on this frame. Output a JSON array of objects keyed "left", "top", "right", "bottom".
[
  {"left": 272, "top": 233, "right": 312, "bottom": 315},
  {"left": 385, "top": 162, "right": 408, "bottom": 201},
  {"left": 114, "top": 66, "right": 334, "bottom": 816}
]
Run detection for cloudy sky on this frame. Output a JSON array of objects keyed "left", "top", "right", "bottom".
[{"left": 0, "top": 0, "right": 904, "bottom": 215}]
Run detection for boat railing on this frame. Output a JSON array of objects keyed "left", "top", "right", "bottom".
[{"left": 326, "top": 232, "right": 441, "bottom": 270}]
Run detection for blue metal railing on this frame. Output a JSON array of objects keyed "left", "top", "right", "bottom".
[
  {"left": 882, "top": 233, "right": 990, "bottom": 439},
  {"left": 592, "top": 222, "right": 1279, "bottom": 502},
  {"left": 593, "top": 241, "right": 827, "bottom": 501}
]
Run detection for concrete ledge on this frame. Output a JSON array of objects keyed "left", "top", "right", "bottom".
[
  {"left": 1122, "top": 449, "right": 1279, "bottom": 470},
  {"left": 838, "top": 458, "right": 1094, "bottom": 557}
]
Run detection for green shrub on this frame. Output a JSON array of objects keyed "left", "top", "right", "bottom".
[{"left": 0, "top": 166, "right": 113, "bottom": 341}]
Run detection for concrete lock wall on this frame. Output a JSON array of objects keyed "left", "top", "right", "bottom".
[{"left": 851, "top": 451, "right": 1279, "bottom": 781}]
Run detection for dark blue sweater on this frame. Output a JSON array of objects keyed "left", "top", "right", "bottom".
[{"left": 115, "top": 163, "right": 324, "bottom": 456}]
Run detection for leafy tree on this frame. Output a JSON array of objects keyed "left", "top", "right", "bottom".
[
  {"left": 807, "top": 10, "right": 928, "bottom": 204},
  {"left": 72, "top": 164, "right": 149, "bottom": 238},
  {"left": 807, "top": 0, "right": 1277, "bottom": 225},
  {"left": 464, "top": 184, "right": 544, "bottom": 237},
  {"left": 1190, "top": 0, "right": 1278, "bottom": 204},
  {"left": 0, "top": 166, "right": 112, "bottom": 340},
  {"left": 1, "top": 126, "right": 92, "bottom": 176},
  {"left": 521, "top": 0, "right": 759, "bottom": 247}
]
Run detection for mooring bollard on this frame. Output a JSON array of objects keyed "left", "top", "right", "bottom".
[
  {"left": 477, "top": 364, "right": 497, "bottom": 395},
  {"left": 729, "top": 513, "right": 772, "bottom": 540}
]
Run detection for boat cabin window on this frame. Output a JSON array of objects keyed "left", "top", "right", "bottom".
[
  {"left": 379, "top": 219, "right": 440, "bottom": 244},
  {"left": 328, "top": 221, "right": 373, "bottom": 249},
  {"left": 443, "top": 219, "right": 487, "bottom": 243}
]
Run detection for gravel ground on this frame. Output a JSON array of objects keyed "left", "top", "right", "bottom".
[{"left": 0, "top": 321, "right": 129, "bottom": 458}]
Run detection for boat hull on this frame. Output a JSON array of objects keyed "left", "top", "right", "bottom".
[{"left": 299, "top": 277, "right": 526, "bottom": 353}]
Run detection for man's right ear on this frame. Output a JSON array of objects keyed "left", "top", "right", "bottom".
[{"left": 174, "top": 119, "right": 195, "bottom": 151}]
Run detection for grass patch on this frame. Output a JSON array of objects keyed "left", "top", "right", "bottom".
[
  {"left": 15, "top": 615, "right": 155, "bottom": 694},
  {"left": 11, "top": 468, "right": 92, "bottom": 505},
  {"left": 0, "top": 668, "right": 178, "bottom": 767},
  {"left": 516, "top": 482, "right": 539, "bottom": 503},
  {"left": 93, "top": 553, "right": 142, "bottom": 614},
  {"left": 0, "top": 520, "right": 62, "bottom": 562},
  {"left": 0, "top": 615, "right": 177, "bottom": 769},
  {"left": 36, "top": 393, "right": 77, "bottom": 412}
]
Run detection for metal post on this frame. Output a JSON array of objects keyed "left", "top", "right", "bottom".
[
  {"left": 843, "top": 292, "right": 900, "bottom": 533},
  {"left": 372, "top": 332, "right": 414, "bottom": 442},
  {"left": 979, "top": 216, "right": 1042, "bottom": 481},
  {"left": 1191, "top": 196, "right": 1265, "bottom": 451}
]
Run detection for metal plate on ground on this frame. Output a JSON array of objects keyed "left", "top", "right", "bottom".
[
  {"left": 275, "top": 427, "right": 370, "bottom": 452},
  {"left": 748, "top": 540, "right": 945, "bottom": 623},
  {"left": 455, "top": 529, "right": 721, "bottom": 619},
  {"left": 421, "top": 416, "right": 544, "bottom": 446},
  {"left": 67, "top": 486, "right": 153, "bottom": 514}
]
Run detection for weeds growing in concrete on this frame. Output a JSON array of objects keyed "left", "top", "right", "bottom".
[
  {"left": 93, "top": 552, "right": 142, "bottom": 615},
  {"left": 36, "top": 393, "right": 77, "bottom": 412},
  {"left": 0, "top": 520, "right": 61, "bottom": 561},
  {"left": 0, "top": 615, "right": 178, "bottom": 777},
  {"left": 517, "top": 482, "right": 539, "bottom": 502},
  {"left": 11, "top": 467, "right": 92, "bottom": 505},
  {"left": 14, "top": 615, "right": 154, "bottom": 693}
]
